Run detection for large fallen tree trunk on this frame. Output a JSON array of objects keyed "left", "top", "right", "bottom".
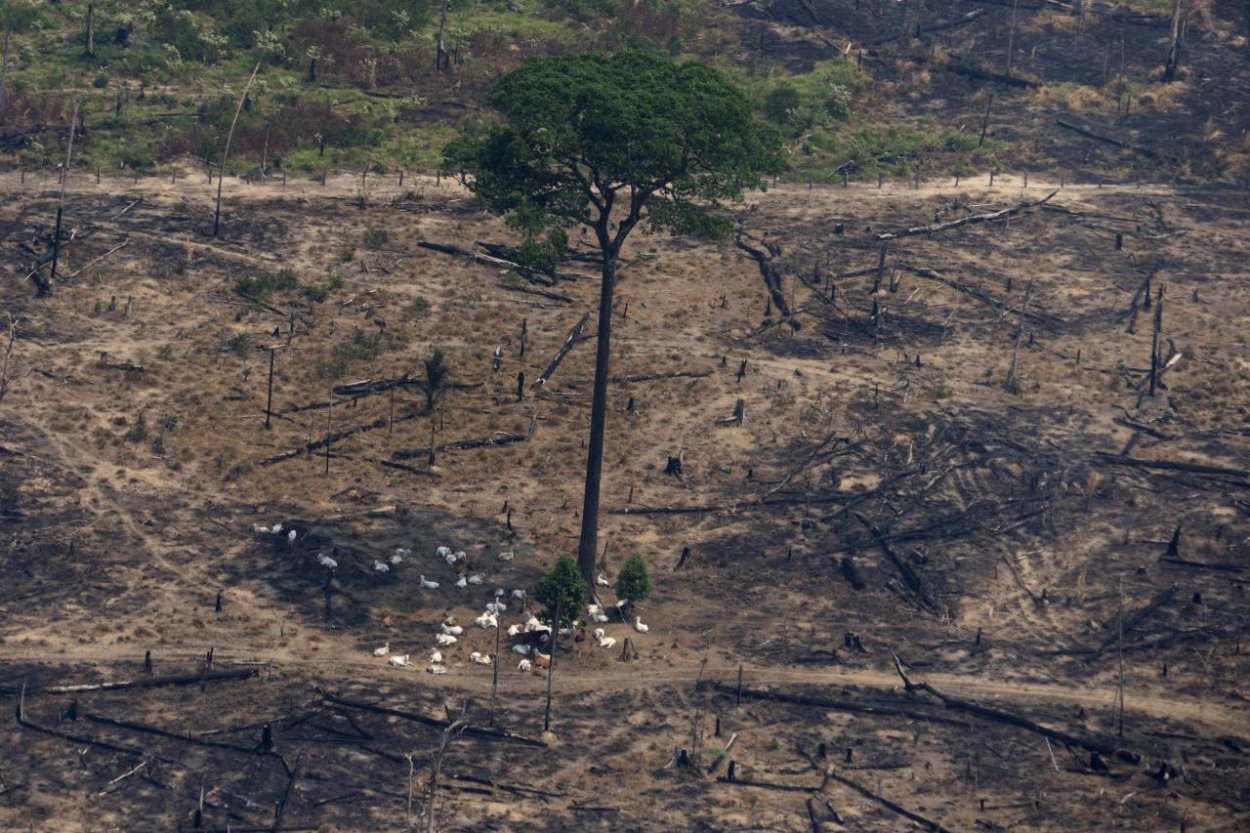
[
  {"left": 391, "top": 431, "right": 528, "bottom": 459},
  {"left": 39, "top": 668, "right": 257, "bottom": 695},
  {"left": 822, "top": 767, "right": 954, "bottom": 833},
  {"left": 319, "top": 689, "right": 546, "bottom": 748},
  {"left": 1096, "top": 584, "right": 1178, "bottom": 654},
  {"left": 856, "top": 513, "right": 939, "bottom": 615},
  {"left": 901, "top": 264, "right": 1063, "bottom": 327},
  {"left": 391, "top": 415, "right": 535, "bottom": 460},
  {"left": 533, "top": 312, "right": 590, "bottom": 389},
  {"left": 876, "top": 190, "right": 1058, "bottom": 241},
  {"left": 1093, "top": 452, "right": 1248, "bottom": 480},
  {"left": 1056, "top": 118, "right": 1160, "bottom": 159},
  {"left": 705, "top": 681, "right": 972, "bottom": 727},
  {"left": 417, "top": 240, "right": 580, "bottom": 283},
  {"left": 734, "top": 233, "right": 791, "bottom": 318},
  {"left": 891, "top": 654, "right": 1139, "bottom": 762}
]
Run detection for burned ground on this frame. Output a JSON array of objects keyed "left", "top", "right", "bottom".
[{"left": 0, "top": 169, "right": 1247, "bottom": 832}]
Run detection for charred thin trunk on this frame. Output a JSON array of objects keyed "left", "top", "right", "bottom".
[
  {"left": 84, "top": 4, "right": 95, "bottom": 59},
  {"left": 1162, "top": 0, "right": 1185, "bottom": 82}
]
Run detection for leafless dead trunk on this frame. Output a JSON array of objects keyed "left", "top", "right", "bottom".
[{"left": 213, "top": 63, "right": 261, "bottom": 237}]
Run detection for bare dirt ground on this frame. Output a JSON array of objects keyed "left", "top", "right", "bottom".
[{"left": 1, "top": 168, "right": 1248, "bottom": 832}]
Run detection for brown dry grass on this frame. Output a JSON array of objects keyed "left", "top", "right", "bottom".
[{"left": 0, "top": 170, "right": 1247, "bottom": 832}]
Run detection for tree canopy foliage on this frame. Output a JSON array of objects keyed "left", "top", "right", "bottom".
[{"left": 445, "top": 49, "right": 786, "bottom": 251}]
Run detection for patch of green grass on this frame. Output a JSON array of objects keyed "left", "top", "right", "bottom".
[
  {"left": 235, "top": 268, "right": 300, "bottom": 299},
  {"left": 228, "top": 333, "right": 253, "bottom": 358},
  {"left": 317, "top": 327, "right": 405, "bottom": 378}
]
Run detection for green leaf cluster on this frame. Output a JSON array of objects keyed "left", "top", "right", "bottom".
[
  {"left": 534, "top": 555, "right": 588, "bottom": 629},
  {"left": 616, "top": 554, "right": 651, "bottom": 604}
]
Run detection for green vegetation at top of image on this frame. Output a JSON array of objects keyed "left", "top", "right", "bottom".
[{"left": 792, "top": 121, "right": 1008, "bottom": 181}]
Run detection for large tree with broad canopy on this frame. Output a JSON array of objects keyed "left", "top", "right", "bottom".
[{"left": 445, "top": 50, "right": 786, "bottom": 591}]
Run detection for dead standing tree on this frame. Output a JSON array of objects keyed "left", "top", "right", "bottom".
[{"left": 213, "top": 63, "right": 261, "bottom": 237}]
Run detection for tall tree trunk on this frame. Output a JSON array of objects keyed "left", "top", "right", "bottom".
[
  {"left": 435, "top": 0, "right": 450, "bottom": 73},
  {"left": 213, "top": 63, "right": 261, "bottom": 237},
  {"left": 85, "top": 4, "right": 94, "bottom": 59},
  {"left": 0, "top": 29, "right": 11, "bottom": 125},
  {"left": 1162, "top": 0, "right": 1184, "bottom": 82},
  {"left": 576, "top": 252, "right": 617, "bottom": 591}
]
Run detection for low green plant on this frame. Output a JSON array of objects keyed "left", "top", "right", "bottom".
[
  {"left": 235, "top": 268, "right": 299, "bottom": 299},
  {"left": 407, "top": 295, "right": 431, "bottom": 317},
  {"left": 616, "top": 554, "right": 652, "bottom": 609},
  {"left": 362, "top": 225, "right": 390, "bottom": 250},
  {"left": 229, "top": 333, "right": 252, "bottom": 358}
]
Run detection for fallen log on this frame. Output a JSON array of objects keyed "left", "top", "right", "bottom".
[
  {"left": 270, "top": 749, "right": 306, "bottom": 832},
  {"left": 68, "top": 237, "right": 129, "bottom": 279},
  {"left": 1093, "top": 452, "right": 1248, "bottom": 480},
  {"left": 498, "top": 282, "right": 573, "bottom": 304},
  {"left": 373, "top": 458, "right": 439, "bottom": 477},
  {"left": 319, "top": 689, "right": 547, "bottom": 748},
  {"left": 706, "top": 732, "right": 740, "bottom": 773},
  {"left": 446, "top": 771, "right": 567, "bottom": 799},
  {"left": 1056, "top": 118, "right": 1160, "bottom": 159},
  {"left": 83, "top": 711, "right": 288, "bottom": 762},
  {"left": 391, "top": 429, "right": 529, "bottom": 460},
  {"left": 823, "top": 767, "right": 953, "bottom": 833},
  {"left": 876, "top": 190, "right": 1058, "bottom": 241},
  {"left": 902, "top": 264, "right": 1062, "bottom": 327},
  {"left": 705, "top": 681, "right": 972, "bottom": 728},
  {"left": 941, "top": 58, "right": 1037, "bottom": 88},
  {"left": 417, "top": 240, "right": 580, "bottom": 283},
  {"left": 609, "top": 369, "right": 713, "bottom": 385},
  {"left": 1097, "top": 585, "right": 1178, "bottom": 654},
  {"left": 1160, "top": 557, "right": 1243, "bottom": 573},
  {"left": 856, "top": 513, "right": 939, "bottom": 614},
  {"left": 715, "top": 776, "right": 821, "bottom": 793},
  {"left": 734, "top": 233, "right": 791, "bottom": 318},
  {"left": 533, "top": 312, "right": 590, "bottom": 389},
  {"left": 40, "top": 668, "right": 257, "bottom": 695},
  {"left": 891, "top": 654, "right": 1139, "bottom": 762}
]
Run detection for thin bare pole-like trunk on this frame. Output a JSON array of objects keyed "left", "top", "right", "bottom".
[
  {"left": 1006, "top": 0, "right": 1020, "bottom": 76},
  {"left": 0, "top": 314, "right": 19, "bottom": 409},
  {"left": 213, "top": 63, "right": 261, "bottom": 237},
  {"left": 0, "top": 29, "right": 11, "bottom": 126},
  {"left": 48, "top": 97, "right": 81, "bottom": 291},
  {"left": 84, "top": 4, "right": 94, "bottom": 59},
  {"left": 435, "top": 0, "right": 450, "bottom": 73},
  {"left": 1162, "top": 0, "right": 1185, "bottom": 82}
]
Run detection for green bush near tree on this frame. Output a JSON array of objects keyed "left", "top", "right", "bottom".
[
  {"left": 534, "top": 555, "right": 588, "bottom": 629},
  {"left": 616, "top": 554, "right": 651, "bottom": 609}
]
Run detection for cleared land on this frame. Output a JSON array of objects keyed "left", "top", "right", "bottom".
[{"left": 1, "top": 168, "right": 1248, "bottom": 832}]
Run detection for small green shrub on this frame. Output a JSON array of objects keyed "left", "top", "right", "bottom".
[
  {"left": 235, "top": 268, "right": 299, "bottom": 299},
  {"left": 407, "top": 295, "right": 430, "bottom": 317},
  {"left": 535, "top": 555, "right": 588, "bottom": 629},
  {"left": 229, "top": 333, "right": 252, "bottom": 358},
  {"left": 362, "top": 225, "right": 390, "bottom": 249},
  {"left": 616, "top": 554, "right": 652, "bottom": 605},
  {"left": 126, "top": 412, "right": 148, "bottom": 443}
]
